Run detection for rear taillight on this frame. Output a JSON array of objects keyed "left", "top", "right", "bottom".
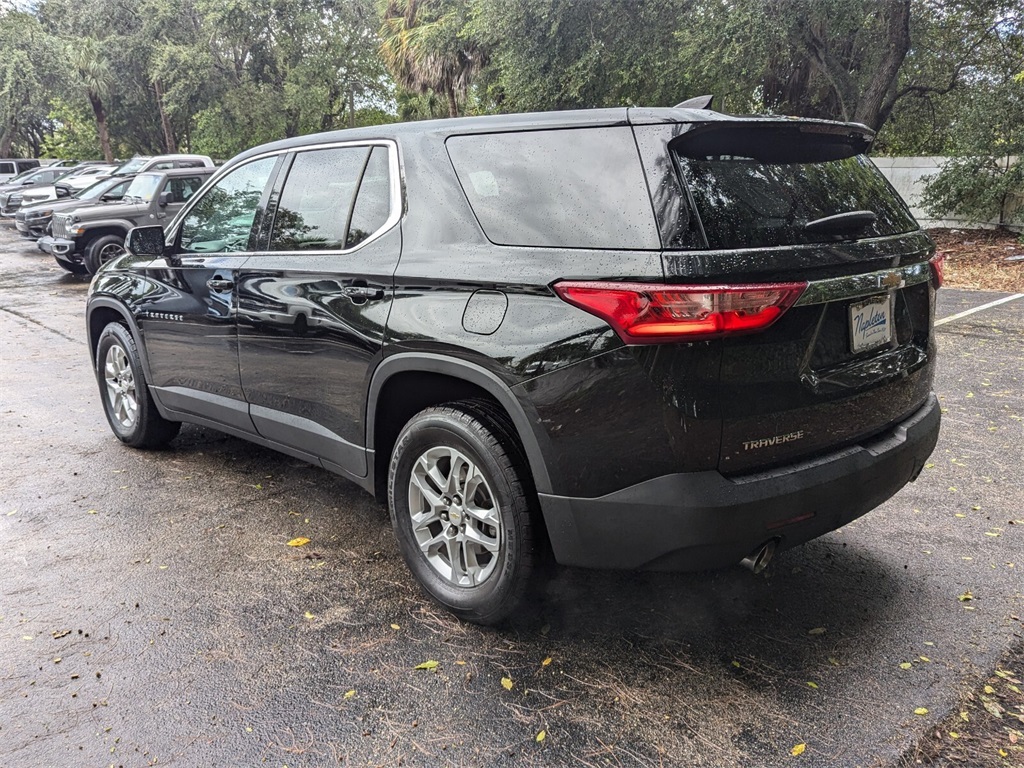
[
  {"left": 929, "top": 253, "right": 945, "bottom": 287},
  {"left": 552, "top": 281, "right": 807, "bottom": 344}
]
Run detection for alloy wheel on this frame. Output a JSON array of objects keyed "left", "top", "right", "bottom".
[
  {"left": 407, "top": 446, "right": 502, "bottom": 587},
  {"left": 103, "top": 343, "right": 138, "bottom": 429}
]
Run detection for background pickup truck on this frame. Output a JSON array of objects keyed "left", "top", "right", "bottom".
[{"left": 48, "top": 167, "right": 213, "bottom": 275}]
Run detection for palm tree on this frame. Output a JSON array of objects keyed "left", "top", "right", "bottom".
[
  {"left": 379, "top": 0, "right": 486, "bottom": 118},
  {"left": 68, "top": 38, "right": 115, "bottom": 162}
]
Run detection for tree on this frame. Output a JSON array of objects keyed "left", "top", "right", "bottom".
[
  {"left": 920, "top": 56, "right": 1024, "bottom": 227},
  {"left": 469, "top": 0, "right": 693, "bottom": 113},
  {"left": 379, "top": 0, "right": 486, "bottom": 117},
  {"left": 67, "top": 37, "right": 115, "bottom": 161},
  {"left": 0, "top": 8, "right": 64, "bottom": 156}
]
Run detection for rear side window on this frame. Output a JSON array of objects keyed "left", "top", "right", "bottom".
[
  {"left": 167, "top": 176, "right": 205, "bottom": 203},
  {"left": 447, "top": 127, "right": 659, "bottom": 250},
  {"left": 270, "top": 144, "right": 393, "bottom": 252},
  {"left": 0, "top": 163, "right": 13, "bottom": 175},
  {"left": 346, "top": 147, "right": 390, "bottom": 248},
  {"left": 676, "top": 152, "right": 917, "bottom": 250}
]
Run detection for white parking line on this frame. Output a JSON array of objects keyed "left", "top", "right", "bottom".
[{"left": 935, "top": 293, "right": 1024, "bottom": 326}]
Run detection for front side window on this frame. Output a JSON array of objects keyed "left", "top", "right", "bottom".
[
  {"left": 270, "top": 146, "right": 369, "bottom": 251},
  {"left": 178, "top": 157, "right": 276, "bottom": 253}
]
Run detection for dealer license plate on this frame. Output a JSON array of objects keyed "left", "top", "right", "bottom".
[{"left": 849, "top": 294, "right": 893, "bottom": 354}]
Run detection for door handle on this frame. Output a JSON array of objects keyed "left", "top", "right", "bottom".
[
  {"left": 207, "top": 278, "right": 234, "bottom": 292},
  {"left": 342, "top": 284, "right": 385, "bottom": 302}
]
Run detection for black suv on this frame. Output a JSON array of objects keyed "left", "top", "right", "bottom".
[{"left": 86, "top": 107, "right": 941, "bottom": 624}]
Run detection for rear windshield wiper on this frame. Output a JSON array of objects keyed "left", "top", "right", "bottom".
[{"left": 803, "top": 210, "right": 877, "bottom": 235}]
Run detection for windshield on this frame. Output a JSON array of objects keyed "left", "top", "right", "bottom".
[
  {"left": 123, "top": 173, "right": 162, "bottom": 202},
  {"left": 12, "top": 168, "right": 50, "bottom": 184},
  {"left": 113, "top": 157, "right": 152, "bottom": 176},
  {"left": 76, "top": 179, "right": 115, "bottom": 200},
  {"left": 676, "top": 153, "right": 918, "bottom": 249}
]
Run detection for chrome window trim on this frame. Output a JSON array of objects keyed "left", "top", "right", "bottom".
[
  {"left": 795, "top": 261, "right": 932, "bottom": 306},
  {"left": 167, "top": 139, "right": 402, "bottom": 257}
]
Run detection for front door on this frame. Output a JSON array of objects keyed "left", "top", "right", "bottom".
[
  {"left": 235, "top": 142, "right": 401, "bottom": 477},
  {"left": 138, "top": 156, "right": 282, "bottom": 432}
]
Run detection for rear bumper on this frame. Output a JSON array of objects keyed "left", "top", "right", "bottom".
[{"left": 538, "top": 393, "right": 940, "bottom": 571}]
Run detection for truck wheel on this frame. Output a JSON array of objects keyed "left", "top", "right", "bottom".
[
  {"left": 96, "top": 322, "right": 181, "bottom": 448},
  {"left": 55, "top": 258, "right": 88, "bottom": 276},
  {"left": 84, "top": 234, "right": 126, "bottom": 275},
  {"left": 388, "top": 402, "right": 540, "bottom": 625}
]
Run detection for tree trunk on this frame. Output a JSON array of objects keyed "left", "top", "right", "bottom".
[
  {"left": 853, "top": 0, "right": 911, "bottom": 131},
  {"left": 348, "top": 84, "right": 356, "bottom": 129},
  {"left": 0, "top": 124, "right": 14, "bottom": 157},
  {"left": 88, "top": 91, "right": 113, "bottom": 162},
  {"left": 153, "top": 79, "right": 177, "bottom": 154},
  {"left": 446, "top": 86, "right": 458, "bottom": 118}
]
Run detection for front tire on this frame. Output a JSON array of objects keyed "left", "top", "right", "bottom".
[
  {"left": 388, "top": 403, "right": 540, "bottom": 625},
  {"left": 84, "top": 234, "right": 125, "bottom": 275},
  {"left": 95, "top": 322, "right": 180, "bottom": 448}
]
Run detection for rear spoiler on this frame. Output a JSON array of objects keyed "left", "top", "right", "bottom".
[{"left": 672, "top": 120, "right": 874, "bottom": 163}]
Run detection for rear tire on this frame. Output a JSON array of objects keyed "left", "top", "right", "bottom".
[
  {"left": 388, "top": 402, "right": 540, "bottom": 625},
  {"left": 84, "top": 234, "right": 125, "bottom": 275},
  {"left": 96, "top": 322, "right": 180, "bottom": 448}
]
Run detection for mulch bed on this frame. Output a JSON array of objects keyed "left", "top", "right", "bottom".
[{"left": 928, "top": 228, "right": 1024, "bottom": 293}]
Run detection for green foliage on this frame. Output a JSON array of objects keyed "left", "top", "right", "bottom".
[
  {"left": 470, "top": 0, "right": 691, "bottom": 112},
  {"left": 921, "top": 76, "right": 1024, "bottom": 226},
  {"left": 39, "top": 98, "right": 102, "bottom": 160}
]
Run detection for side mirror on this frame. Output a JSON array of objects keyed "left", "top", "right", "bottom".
[
  {"left": 22, "top": 179, "right": 35, "bottom": 186},
  {"left": 126, "top": 225, "right": 166, "bottom": 258},
  {"left": 158, "top": 190, "right": 172, "bottom": 207},
  {"left": 56, "top": 187, "right": 71, "bottom": 198}
]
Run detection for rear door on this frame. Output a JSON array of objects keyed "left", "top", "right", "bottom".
[
  {"left": 235, "top": 141, "right": 401, "bottom": 478},
  {"left": 633, "top": 121, "right": 938, "bottom": 474},
  {"left": 137, "top": 156, "right": 281, "bottom": 431}
]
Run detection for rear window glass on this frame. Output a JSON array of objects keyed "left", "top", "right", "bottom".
[
  {"left": 676, "top": 153, "right": 917, "bottom": 250},
  {"left": 447, "top": 127, "right": 659, "bottom": 250}
]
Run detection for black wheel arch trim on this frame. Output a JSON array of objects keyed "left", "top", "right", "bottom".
[
  {"left": 86, "top": 297, "right": 154, "bottom": 384},
  {"left": 366, "top": 353, "right": 553, "bottom": 495}
]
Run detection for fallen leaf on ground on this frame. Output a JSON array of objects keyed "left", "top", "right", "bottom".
[
  {"left": 390, "top": 623, "right": 400, "bottom": 630},
  {"left": 536, "top": 730, "right": 546, "bottom": 743},
  {"left": 790, "top": 743, "right": 806, "bottom": 756},
  {"left": 287, "top": 537, "right": 311, "bottom": 547},
  {"left": 501, "top": 676, "right": 513, "bottom": 690},
  {"left": 899, "top": 662, "right": 913, "bottom": 670},
  {"left": 304, "top": 611, "right": 315, "bottom": 620},
  {"left": 414, "top": 660, "right": 439, "bottom": 670},
  {"left": 344, "top": 689, "right": 356, "bottom": 699},
  {"left": 807, "top": 627, "right": 826, "bottom": 635},
  {"left": 542, "top": 657, "right": 553, "bottom": 666},
  {"left": 806, "top": 681, "right": 818, "bottom": 689},
  {"left": 915, "top": 707, "right": 929, "bottom": 716},
  {"left": 52, "top": 629, "right": 71, "bottom": 639}
]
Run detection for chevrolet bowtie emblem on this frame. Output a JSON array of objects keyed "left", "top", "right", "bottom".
[{"left": 878, "top": 271, "right": 903, "bottom": 289}]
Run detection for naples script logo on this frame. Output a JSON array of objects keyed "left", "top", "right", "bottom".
[{"left": 854, "top": 303, "right": 889, "bottom": 343}]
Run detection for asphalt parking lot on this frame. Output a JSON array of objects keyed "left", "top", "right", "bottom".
[{"left": 1, "top": 223, "right": 1021, "bottom": 768}]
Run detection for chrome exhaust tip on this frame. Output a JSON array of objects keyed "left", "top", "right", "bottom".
[{"left": 741, "top": 539, "right": 777, "bottom": 574}]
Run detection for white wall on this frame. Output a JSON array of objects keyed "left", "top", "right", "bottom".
[{"left": 873, "top": 156, "right": 1022, "bottom": 232}]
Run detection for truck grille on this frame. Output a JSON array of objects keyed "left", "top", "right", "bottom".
[{"left": 51, "top": 213, "right": 71, "bottom": 239}]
